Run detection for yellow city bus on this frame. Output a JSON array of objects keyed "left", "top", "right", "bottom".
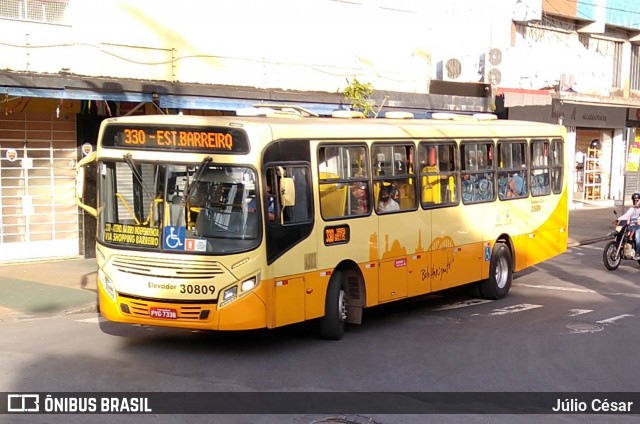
[{"left": 76, "top": 108, "right": 568, "bottom": 340}]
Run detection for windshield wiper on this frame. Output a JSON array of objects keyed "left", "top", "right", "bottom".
[
  {"left": 183, "top": 157, "right": 213, "bottom": 203},
  {"left": 172, "top": 157, "right": 213, "bottom": 228},
  {"left": 123, "top": 154, "right": 154, "bottom": 199}
]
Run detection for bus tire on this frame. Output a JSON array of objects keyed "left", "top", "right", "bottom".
[
  {"left": 319, "top": 272, "right": 347, "bottom": 340},
  {"left": 479, "top": 242, "right": 512, "bottom": 300}
]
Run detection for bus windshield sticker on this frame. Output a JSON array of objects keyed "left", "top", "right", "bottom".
[
  {"left": 185, "top": 238, "right": 207, "bottom": 252},
  {"left": 163, "top": 226, "right": 186, "bottom": 250},
  {"left": 324, "top": 224, "right": 350, "bottom": 246},
  {"left": 104, "top": 223, "right": 160, "bottom": 247},
  {"left": 103, "top": 125, "right": 250, "bottom": 154}
]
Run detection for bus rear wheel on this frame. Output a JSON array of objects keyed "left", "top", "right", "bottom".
[
  {"left": 319, "top": 271, "right": 347, "bottom": 340},
  {"left": 478, "top": 242, "right": 512, "bottom": 300}
]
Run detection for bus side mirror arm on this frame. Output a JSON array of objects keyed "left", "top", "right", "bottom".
[{"left": 76, "top": 151, "right": 97, "bottom": 217}]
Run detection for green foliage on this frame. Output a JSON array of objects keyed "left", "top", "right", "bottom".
[{"left": 343, "top": 77, "right": 376, "bottom": 118}]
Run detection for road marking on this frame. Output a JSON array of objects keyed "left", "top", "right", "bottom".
[
  {"left": 568, "top": 309, "right": 593, "bottom": 317},
  {"left": 515, "top": 283, "right": 596, "bottom": 293},
  {"left": 596, "top": 314, "right": 635, "bottom": 325},
  {"left": 608, "top": 292, "right": 640, "bottom": 299},
  {"left": 431, "top": 299, "right": 493, "bottom": 311},
  {"left": 566, "top": 323, "right": 603, "bottom": 334},
  {"left": 473, "top": 303, "right": 543, "bottom": 316}
]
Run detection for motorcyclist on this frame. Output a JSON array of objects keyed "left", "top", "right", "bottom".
[{"left": 618, "top": 192, "right": 640, "bottom": 259}]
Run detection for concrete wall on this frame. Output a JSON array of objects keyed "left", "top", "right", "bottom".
[{"left": 0, "top": 0, "right": 511, "bottom": 94}]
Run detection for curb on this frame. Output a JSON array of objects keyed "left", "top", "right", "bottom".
[
  {"left": 0, "top": 302, "right": 98, "bottom": 323},
  {"left": 575, "top": 236, "right": 611, "bottom": 247}
]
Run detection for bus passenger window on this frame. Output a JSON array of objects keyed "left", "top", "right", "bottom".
[
  {"left": 460, "top": 141, "right": 494, "bottom": 204},
  {"left": 497, "top": 141, "right": 528, "bottom": 201},
  {"left": 419, "top": 142, "right": 458, "bottom": 207},
  {"left": 531, "top": 140, "right": 551, "bottom": 197},
  {"left": 372, "top": 143, "right": 416, "bottom": 213},
  {"left": 550, "top": 140, "right": 564, "bottom": 194},
  {"left": 318, "top": 144, "right": 370, "bottom": 219}
]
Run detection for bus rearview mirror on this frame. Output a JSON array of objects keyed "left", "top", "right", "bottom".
[{"left": 280, "top": 177, "right": 296, "bottom": 206}]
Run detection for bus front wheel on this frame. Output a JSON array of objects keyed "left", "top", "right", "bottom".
[
  {"left": 319, "top": 272, "right": 347, "bottom": 340},
  {"left": 478, "top": 242, "right": 512, "bottom": 300}
]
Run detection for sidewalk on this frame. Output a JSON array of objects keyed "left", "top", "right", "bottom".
[{"left": 0, "top": 202, "right": 622, "bottom": 322}]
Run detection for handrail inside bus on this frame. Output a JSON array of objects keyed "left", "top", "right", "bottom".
[{"left": 114, "top": 193, "right": 141, "bottom": 225}]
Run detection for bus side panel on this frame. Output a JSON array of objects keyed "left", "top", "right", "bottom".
[
  {"left": 317, "top": 218, "right": 380, "bottom": 307},
  {"left": 526, "top": 194, "right": 569, "bottom": 267},
  {"left": 273, "top": 275, "right": 306, "bottom": 327},
  {"left": 511, "top": 234, "right": 529, "bottom": 272},
  {"left": 377, "top": 209, "right": 432, "bottom": 300},
  {"left": 407, "top": 251, "right": 431, "bottom": 297},
  {"left": 272, "top": 232, "right": 318, "bottom": 327},
  {"left": 217, "top": 292, "right": 268, "bottom": 330},
  {"left": 430, "top": 243, "right": 483, "bottom": 292},
  {"left": 378, "top": 257, "right": 407, "bottom": 302},
  {"left": 430, "top": 207, "right": 482, "bottom": 292},
  {"left": 304, "top": 271, "right": 332, "bottom": 320}
]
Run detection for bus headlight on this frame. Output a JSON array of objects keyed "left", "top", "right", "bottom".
[
  {"left": 221, "top": 274, "right": 260, "bottom": 307},
  {"left": 222, "top": 286, "right": 238, "bottom": 304},
  {"left": 241, "top": 274, "right": 260, "bottom": 292},
  {"left": 98, "top": 269, "right": 116, "bottom": 302}
]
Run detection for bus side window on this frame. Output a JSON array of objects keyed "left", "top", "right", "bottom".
[
  {"left": 419, "top": 143, "right": 458, "bottom": 207},
  {"left": 460, "top": 141, "right": 495, "bottom": 204},
  {"left": 531, "top": 140, "right": 551, "bottom": 197},
  {"left": 283, "top": 166, "right": 312, "bottom": 224},
  {"left": 497, "top": 140, "right": 528, "bottom": 201},
  {"left": 373, "top": 143, "right": 415, "bottom": 213},
  {"left": 268, "top": 165, "right": 312, "bottom": 224}
]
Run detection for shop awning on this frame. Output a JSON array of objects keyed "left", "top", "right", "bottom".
[
  {"left": 497, "top": 88, "right": 552, "bottom": 107},
  {"left": 158, "top": 94, "right": 342, "bottom": 115},
  {"left": 1, "top": 86, "right": 153, "bottom": 102}
]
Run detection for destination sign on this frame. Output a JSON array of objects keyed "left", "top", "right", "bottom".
[
  {"left": 104, "top": 222, "right": 160, "bottom": 247},
  {"left": 324, "top": 224, "right": 350, "bottom": 246},
  {"left": 102, "top": 124, "right": 250, "bottom": 154}
]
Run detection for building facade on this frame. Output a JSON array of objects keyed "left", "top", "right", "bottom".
[{"left": 1, "top": 0, "right": 640, "bottom": 262}]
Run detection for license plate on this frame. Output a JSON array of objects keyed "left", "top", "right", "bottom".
[{"left": 150, "top": 307, "right": 177, "bottom": 319}]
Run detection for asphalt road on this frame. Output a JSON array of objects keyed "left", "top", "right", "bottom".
[{"left": 2, "top": 241, "right": 640, "bottom": 424}]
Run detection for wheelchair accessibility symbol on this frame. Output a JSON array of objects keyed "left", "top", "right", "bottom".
[{"left": 163, "top": 226, "right": 186, "bottom": 250}]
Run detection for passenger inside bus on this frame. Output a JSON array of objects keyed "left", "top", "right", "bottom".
[
  {"left": 506, "top": 173, "right": 526, "bottom": 198},
  {"left": 350, "top": 182, "right": 368, "bottom": 214},
  {"left": 377, "top": 186, "right": 399, "bottom": 212},
  {"left": 266, "top": 183, "right": 275, "bottom": 221}
]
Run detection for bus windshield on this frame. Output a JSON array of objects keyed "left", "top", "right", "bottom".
[{"left": 97, "top": 159, "right": 261, "bottom": 254}]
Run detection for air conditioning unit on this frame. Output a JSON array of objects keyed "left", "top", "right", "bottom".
[
  {"left": 484, "top": 47, "right": 503, "bottom": 86},
  {"left": 436, "top": 54, "right": 483, "bottom": 82}
]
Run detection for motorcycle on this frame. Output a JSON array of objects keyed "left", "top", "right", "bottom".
[{"left": 603, "top": 210, "right": 640, "bottom": 270}]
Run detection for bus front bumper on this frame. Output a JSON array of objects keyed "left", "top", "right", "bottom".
[{"left": 98, "top": 284, "right": 268, "bottom": 332}]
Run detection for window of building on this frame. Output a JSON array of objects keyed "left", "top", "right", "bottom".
[
  {"left": 0, "top": 0, "right": 67, "bottom": 24},
  {"left": 632, "top": 45, "right": 640, "bottom": 92}
]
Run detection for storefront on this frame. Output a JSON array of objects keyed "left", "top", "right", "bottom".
[
  {"left": 624, "top": 108, "right": 640, "bottom": 202},
  {"left": 509, "top": 100, "right": 628, "bottom": 206},
  {"left": 0, "top": 107, "right": 80, "bottom": 262}
]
